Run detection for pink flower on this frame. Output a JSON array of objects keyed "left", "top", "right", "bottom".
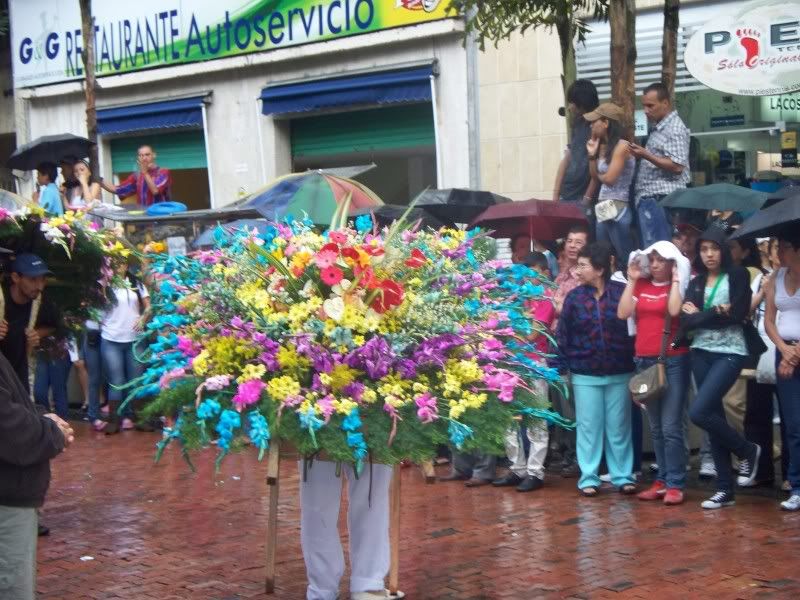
[
  {"left": 177, "top": 335, "right": 198, "bottom": 357},
  {"left": 482, "top": 368, "right": 520, "bottom": 402},
  {"left": 315, "top": 249, "right": 339, "bottom": 269},
  {"left": 317, "top": 394, "right": 336, "bottom": 421},
  {"left": 204, "top": 374, "right": 232, "bottom": 391},
  {"left": 159, "top": 367, "right": 186, "bottom": 389},
  {"left": 232, "top": 379, "right": 265, "bottom": 409},
  {"left": 320, "top": 265, "right": 344, "bottom": 286},
  {"left": 328, "top": 231, "right": 348, "bottom": 244},
  {"left": 414, "top": 392, "right": 439, "bottom": 423}
]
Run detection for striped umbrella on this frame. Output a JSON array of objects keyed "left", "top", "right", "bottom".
[{"left": 244, "top": 171, "right": 383, "bottom": 224}]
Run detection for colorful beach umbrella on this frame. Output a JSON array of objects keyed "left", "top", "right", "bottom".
[{"left": 244, "top": 171, "right": 383, "bottom": 224}]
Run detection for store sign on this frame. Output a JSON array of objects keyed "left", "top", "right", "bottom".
[
  {"left": 782, "top": 131, "right": 798, "bottom": 168},
  {"left": 710, "top": 115, "right": 746, "bottom": 128},
  {"left": 9, "top": 0, "right": 452, "bottom": 88},
  {"left": 683, "top": 0, "right": 800, "bottom": 96},
  {"left": 759, "top": 93, "right": 800, "bottom": 120}
]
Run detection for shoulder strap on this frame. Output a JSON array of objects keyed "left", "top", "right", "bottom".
[{"left": 703, "top": 273, "right": 726, "bottom": 311}]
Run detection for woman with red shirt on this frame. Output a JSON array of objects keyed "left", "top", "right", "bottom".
[{"left": 618, "top": 241, "right": 691, "bottom": 505}]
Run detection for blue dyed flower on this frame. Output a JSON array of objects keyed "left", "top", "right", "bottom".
[
  {"left": 355, "top": 214, "right": 373, "bottom": 233},
  {"left": 448, "top": 420, "right": 473, "bottom": 450},
  {"left": 247, "top": 410, "right": 271, "bottom": 460}
]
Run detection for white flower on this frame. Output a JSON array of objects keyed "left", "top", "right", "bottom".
[{"left": 331, "top": 279, "right": 351, "bottom": 296}]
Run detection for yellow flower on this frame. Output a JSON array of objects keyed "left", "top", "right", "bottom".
[
  {"left": 267, "top": 375, "right": 301, "bottom": 400},
  {"left": 333, "top": 397, "right": 358, "bottom": 415},
  {"left": 237, "top": 363, "right": 266, "bottom": 383},
  {"left": 363, "top": 389, "right": 378, "bottom": 404}
]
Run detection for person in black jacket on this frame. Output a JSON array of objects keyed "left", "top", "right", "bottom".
[
  {"left": 675, "top": 226, "right": 761, "bottom": 509},
  {"left": 0, "top": 337, "right": 73, "bottom": 599}
]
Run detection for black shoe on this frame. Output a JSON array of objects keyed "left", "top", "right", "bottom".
[
  {"left": 492, "top": 472, "right": 523, "bottom": 487},
  {"left": 560, "top": 461, "right": 580, "bottom": 478},
  {"left": 516, "top": 476, "right": 544, "bottom": 492},
  {"left": 736, "top": 443, "right": 761, "bottom": 487},
  {"left": 438, "top": 472, "right": 469, "bottom": 482},
  {"left": 38, "top": 524, "right": 50, "bottom": 537},
  {"left": 701, "top": 490, "right": 735, "bottom": 510}
]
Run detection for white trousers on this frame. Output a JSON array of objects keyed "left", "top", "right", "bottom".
[
  {"left": 300, "top": 460, "right": 392, "bottom": 600},
  {"left": 504, "top": 418, "right": 549, "bottom": 480}
]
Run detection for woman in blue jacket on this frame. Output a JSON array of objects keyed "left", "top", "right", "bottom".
[{"left": 556, "top": 242, "right": 636, "bottom": 497}]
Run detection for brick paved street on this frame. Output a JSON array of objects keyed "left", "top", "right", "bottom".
[{"left": 38, "top": 423, "right": 799, "bottom": 600}]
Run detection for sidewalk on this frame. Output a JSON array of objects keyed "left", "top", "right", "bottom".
[{"left": 38, "top": 423, "right": 800, "bottom": 599}]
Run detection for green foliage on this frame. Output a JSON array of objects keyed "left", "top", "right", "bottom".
[{"left": 448, "top": 0, "right": 609, "bottom": 49}]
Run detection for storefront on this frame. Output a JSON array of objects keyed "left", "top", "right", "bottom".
[
  {"left": 576, "top": 0, "right": 800, "bottom": 188},
  {"left": 9, "top": 0, "right": 475, "bottom": 209}
]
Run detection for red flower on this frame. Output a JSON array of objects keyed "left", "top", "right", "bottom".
[
  {"left": 360, "top": 244, "right": 385, "bottom": 257},
  {"left": 321, "top": 242, "right": 340, "bottom": 254},
  {"left": 405, "top": 248, "right": 427, "bottom": 268},
  {"left": 320, "top": 265, "right": 344, "bottom": 286},
  {"left": 370, "top": 279, "right": 404, "bottom": 313}
]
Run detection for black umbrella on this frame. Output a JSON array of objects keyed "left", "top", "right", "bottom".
[
  {"left": 412, "top": 188, "right": 511, "bottom": 225},
  {"left": 7, "top": 134, "right": 94, "bottom": 170},
  {"left": 730, "top": 194, "right": 800, "bottom": 240},
  {"left": 371, "top": 204, "right": 448, "bottom": 229},
  {"left": 764, "top": 183, "right": 800, "bottom": 208}
]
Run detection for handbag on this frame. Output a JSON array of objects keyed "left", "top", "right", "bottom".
[
  {"left": 594, "top": 199, "right": 626, "bottom": 223},
  {"left": 629, "top": 311, "right": 672, "bottom": 404},
  {"left": 742, "top": 320, "right": 768, "bottom": 357}
]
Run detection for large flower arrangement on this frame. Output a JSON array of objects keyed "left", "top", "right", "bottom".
[
  {"left": 0, "top": 205, "right": 126, "bottom": 334},
  {"left": 133, "top": 211, "right": 569, "bottom": 470}
]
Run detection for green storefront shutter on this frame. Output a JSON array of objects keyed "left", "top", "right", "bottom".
[
  {"left": 291, "top": 104, "right": 435, "bottom": 158},
  {"left": 110, "top": 130, "right": 207, "bottom": 173}
]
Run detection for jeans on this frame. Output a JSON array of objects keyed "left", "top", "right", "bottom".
[
  {"left": 636, "top": 196, "right": 672, "bottom": 249},
  {"left": 451, "top": 451, "right": 496, "bottom": 481},
  {"left": 33, "top": 356, "right": 71, "bottom": 419},
  {"left": 572, "top": 372, "right": 634, "bottom": 489},
  {"left": 101, "top": 339, "right": 140, "bottom": 417},
  {"left": 744, "top": 379, "right": 788, "bottom": 482},
  {"left": 596, "top": 204, "right": 635, "bottom": 264},
  {"left": 689, "top": 349, "right": 750, "bottom": 493},
  {"left": 775, "top": 351, "right": 800, "bottom": 496},
  {"left": 636, "top": 354, "right": 691, "bottom": 488},
  {"left": 82, "top": 334, "right": 103, "bottom": 421}
]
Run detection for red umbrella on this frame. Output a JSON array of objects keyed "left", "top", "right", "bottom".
[{"left": 470, "top": 199, "right": 587, "bottom": 241}]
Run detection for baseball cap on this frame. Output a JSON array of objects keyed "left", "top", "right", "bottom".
[
  {"left": 11, "top": 253, "right": 52, "bottom": 277},
  {"left": 584, "top": 102, "right": 625, "bottom": 123}
]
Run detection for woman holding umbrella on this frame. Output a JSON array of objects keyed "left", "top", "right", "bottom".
[{"left": 675, "top": 227, "right": 761, "bottom": 509}]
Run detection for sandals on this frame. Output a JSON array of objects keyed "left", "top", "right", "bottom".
[
  {"left": 580, "top": 486, "right": 599, "bottom": 497},
  {"left": 91, "top": 419, "right": 107, "bottom": 432},
  {"left": 619, "top": 483, "right": 638, "bottom": 495}
]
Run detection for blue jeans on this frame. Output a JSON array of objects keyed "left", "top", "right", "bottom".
[
  {"left": 596, "top": 204, "right": 634, "bottom": 264},
  {"left": 636, "top": 354, "right": 691, "bottom": 488},
  {"left": 33, "top": 356, "right": 71, "bottom": 419},
  {"left": 101, "top": 339, "right": 140, "bottom": 417},
  {"left": 636, "top": 196, "right": 672, "bottom": 249},
  {"left": 689, "top": 349, "right": 750, "bottom": 493},
  {"left": 82, "top": 333, "right": 103, "bottom": 421},
  {"left": 775, "top": 351, "right": 800, "bottom": 496}
]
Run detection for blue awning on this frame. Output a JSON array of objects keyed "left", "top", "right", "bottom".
[
  {"left": 97, "top": 96, "right": 206, "bottom": 135},
  {"left": 260, "top": 66, "right": 433, "bottom": 116}
]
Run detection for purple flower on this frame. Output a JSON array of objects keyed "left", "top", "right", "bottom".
[
  {"left": 345, "top": 337, "right": 394, "bottom": 379},
  {"left": 395, "top": 359, "right": 417, "bottom": 379},
  {"left": 342, "top": 382, "right": 365, "bottom": 403}
]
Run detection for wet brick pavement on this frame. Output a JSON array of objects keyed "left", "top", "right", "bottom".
[{"left": 37, "top": 423, "right": 800, "bottom": 599}]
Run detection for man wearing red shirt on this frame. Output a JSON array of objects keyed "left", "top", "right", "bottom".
[{"left": 100, "top": 145, "right": 171, "bottom": 206}]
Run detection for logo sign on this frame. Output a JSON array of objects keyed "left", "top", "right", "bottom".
[
  {"left": 9, "top": 0, "right": 450, "bottom": 89},
  {"left": 683, "top": 0, "right": 800, "bottom": 96},
  {"left": 710, "top": 115, "right": 746, "bottom": 128},
  {"left": 782, "top": 131, "right": 798, "bottom": 167}
]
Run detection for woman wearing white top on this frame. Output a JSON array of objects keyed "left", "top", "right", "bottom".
[
  {"left": 764, "top": 232, "right": 800, "bottom": 511},
  {"left": 67, "top": 159, "right": 102, "bottom": 210},
  {"left": 101, "top": 260, "right": 150, "bottom": 434}
]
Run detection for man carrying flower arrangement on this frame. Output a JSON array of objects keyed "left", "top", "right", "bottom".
[{"left": 133, "top": 210, "right": 568, "bottom": 599}]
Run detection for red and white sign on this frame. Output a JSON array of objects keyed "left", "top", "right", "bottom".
[{"left": 684, "top": 0, "right": 800, "bottom": 96}]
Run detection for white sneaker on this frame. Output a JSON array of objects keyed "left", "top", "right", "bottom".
[
  {"left": 699, "top": 461, "right": 717, "bottom": 478},
  {"left": 351, "top": 591, "right": 405, "bottom": 600},
  {"left": 781, "top": 494, "right": 800, "bottom": 511}
]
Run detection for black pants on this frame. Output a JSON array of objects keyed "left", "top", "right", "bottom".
[{"left": 744, "top": 379, "right": 788, "bottom": 482}]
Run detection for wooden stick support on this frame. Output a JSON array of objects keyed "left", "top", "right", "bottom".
[
  {"left": 420, "top": 460, "right": 436, "bottom": 484},
  {"left": 388, "top": 465, "right": 401, "bottom": 596},
  {"left": 264, "top": 443, "right": 280, "bottom": 594}
]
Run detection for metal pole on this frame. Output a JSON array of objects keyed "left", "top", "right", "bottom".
[
  {"left": 430, "top": 75, "right": 444, "bottom": 188},
  {"left": 201, "top": 103, "right": 215, "bottom": 208}
]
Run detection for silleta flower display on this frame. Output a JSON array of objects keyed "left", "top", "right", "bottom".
[{"left": 131, "top": 207, "right": 570, "bottom": 471}]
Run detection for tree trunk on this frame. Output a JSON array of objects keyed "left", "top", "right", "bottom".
[
  {"left": 661, "top": 0, "right": 680, "bottom": 97},
  {"left": 609, "top": 0, "right": 637, "bottom": 140},
  {"left": 556, "top": 16, "right": 578, "bottom": 132},
  {"left": 79, "top": 0, "right": 99, "bottom": 171}
]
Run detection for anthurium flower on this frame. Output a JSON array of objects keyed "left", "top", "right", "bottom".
[
  {"left": 370, "top": 279, "right": 404, "bottom": 313},
  {"left": 405, "top": 248, "right": 427, "bottom": 268}
]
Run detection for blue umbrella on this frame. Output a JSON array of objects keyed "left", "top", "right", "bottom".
[{"left": 192, "top": 219, "right": 270, "bottom": 248}]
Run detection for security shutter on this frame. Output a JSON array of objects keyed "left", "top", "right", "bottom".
[{"left": 291, "top": 104, "right": 435, "bottom": 158}]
